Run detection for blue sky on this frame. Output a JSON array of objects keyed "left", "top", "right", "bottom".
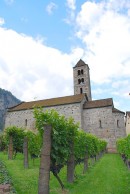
[
  {"left": 0, "top": 0, "right": 130, "bottom": 113},
  {"left": 0, "top": 0, "right": 84, "bottom": 52}
]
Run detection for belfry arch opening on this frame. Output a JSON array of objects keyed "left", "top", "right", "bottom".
[
  {"left": 78, "top": 79, "right": 81, "bottom": 84},
  {"left": 81, "top": 78, "right": 84, "bottom": 83},
  {"left": 78, "top": 70, "right": 80, "bottom": 75}
]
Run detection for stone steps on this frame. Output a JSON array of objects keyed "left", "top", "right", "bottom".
[{"left": 0, "top": 184, "right": 10, "bottom": 194}]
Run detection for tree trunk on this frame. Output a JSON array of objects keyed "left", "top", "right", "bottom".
[
  {"left": 91, "top": 157, "right": 95, "bottom": 165},
  {"left": 83, "top": 153, "right": 88, "bottom": 174},
  {"left": 53, "top": 172, "right": 64, "bottom": 190},
  {"left": 127, "top": 159, "right": 130, "bottom": 169},
  {"left": 23, "top": 137, "right": 29, "bottom": 168},
  {"left": 96, "top": 154, "right": 99, "bottom": 160},
  {"left": 8, "top": 136, "right": 13, "bottom": 160},
  {"left": 0, "top": 138, "right": 2, "bottom": 151},
  {"left": 67, "top": 142, "right": 75, "bottom": 183},
  {"left": 38, "top": 125, "right": 52, "bottom": 194}
]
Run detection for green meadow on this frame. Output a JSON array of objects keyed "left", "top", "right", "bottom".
[{"left": 0, "top": 153, "right": 130, "bottom": 194}]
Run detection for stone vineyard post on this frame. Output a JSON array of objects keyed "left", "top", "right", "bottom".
[{"left": 38, "top": 125, "right": 52, "bottom": 194}]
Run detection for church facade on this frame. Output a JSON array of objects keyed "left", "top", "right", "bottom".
[{"left": 5, "top": 60, "right": 126, "bottom": 152}]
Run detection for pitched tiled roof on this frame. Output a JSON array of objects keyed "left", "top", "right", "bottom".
[
  {"left": 126, "top": 111, "right": 130, "bottom": 116},
  {"left": 112, "top": 108, "right": 125, "bottom": 114},
  {"left": 83, "top": 98, "right": 113, "bottom": 109},
  {"left": 8, "top": 94, "right": 85, "bottom": 112},
  {"left": 73, "top": 59, "right": 89, "bottom": 68}
]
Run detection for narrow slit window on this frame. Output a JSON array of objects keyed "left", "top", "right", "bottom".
[
  {"left": 99, "top": 120, "right": 102, "bottom": 128},
  {"left": 25, "top": 119, "right": 27, "bottom": 127},
  {"left": 80, "top": 88, "right": 83, "bottom": 94},
  {"left": 117, "top": 120, "right": 119, "bottom": 127}
]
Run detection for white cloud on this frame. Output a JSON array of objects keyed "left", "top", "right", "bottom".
[
  {"left": 113, "top": 100, "right": 121, "bottom": 109},
  {"left": 1, "top": 0, "right": 130, "bottom": 112},
  {"left": 106, "top": 0, "right": 130, "bottom": 11},
  {"left": 4, "top": 0, "right": 14, "bottom": 5},
  {"left": 46, "top": 2, "right": 57, "bottom": 15},
  {"left": 0, "top": 27, "right": 83, "bottom": 101},
  {"left": 112, "top": 80, "right": 129, "bottom": 89},
  {"left": 128, "top": 9, "right": 130, "bottom": 16},
  {"left": 66, "top": 0, "right": 76, "bottom": 10},
  {"left": 92, "top": 88, "right": 105, "bottom": 95},
  {"left": 64, "top": 0, "right": 76, "bottom": 24},
  {"left": 0, "top": 18, "right": 5, "bottom": 26},
  {"left": 110, "top": 79, "right": 130, "bottom": 106},
  {"left": 75, "top": 1, "right": 130, "bottom": 84}
]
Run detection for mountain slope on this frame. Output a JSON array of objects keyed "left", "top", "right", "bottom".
[{"left": 0, "top": 88, "right": 21, "bottom": 131}]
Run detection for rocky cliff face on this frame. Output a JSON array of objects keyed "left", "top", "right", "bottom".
[{"left": 0, "top": 88, "right": 21, "bottom": 131}]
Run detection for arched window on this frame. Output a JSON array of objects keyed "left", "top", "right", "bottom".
[
  {"left": 78, "top": 70, "right": 80, "bottom": 75},
  {"left": 81, "top": 78, "right": 84, "bottom": 83},
  {"left": 80, "top": 88, "right": 83, "bottom": 94},
  {"left": 78, "top": 79, "right": 81, "bottom": 84},
  {"left": 81, "top": 69, "right": 84, "bottom": 74},
  {"left": 99, "top": 120, "right": 102, "bottom": 128}
]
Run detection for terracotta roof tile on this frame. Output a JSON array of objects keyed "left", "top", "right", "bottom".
[
  {"left": 8, "top": 94, "right": 85, "bottom": 112},
  {"left": 112, "top": 107, "right": 125, "bottom": 114},
  {"left": 83, "top": 98, "right": 113, "bottom": 109}
]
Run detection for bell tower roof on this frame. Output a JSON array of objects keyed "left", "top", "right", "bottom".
[{"left": 73, "top": 59, "right": 89, "bottom": 69}]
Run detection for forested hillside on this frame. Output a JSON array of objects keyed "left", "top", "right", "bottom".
[{"left": 0, "top": 88, "right": 21, "bottom": 131}]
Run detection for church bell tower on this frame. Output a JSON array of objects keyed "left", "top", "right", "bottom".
[{"left": 73, "top": 59, "right": 92, "bottom": 101}]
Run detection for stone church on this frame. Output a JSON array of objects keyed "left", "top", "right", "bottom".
[{"left": 5, "top": 59, "right": 126, "bottom": 152}]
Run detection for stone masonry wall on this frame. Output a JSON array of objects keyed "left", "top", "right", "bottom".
[
  {"left": 126, "top": 114, "right": 130, "bottom": 135},
  {"left": 83, "top": 106, "right": 116, "bottom": 149},
  {"left": 5, "top": 109, "right": 36, "bottom": 131},
  {"left": 5, "top": 103, "right": 82, "bottom": 131},
  {"left": 113, "top": 112, "right": 126, "bottom": 139},
  {"left": 5, "top": 101, "right": 126, "bottom": 151}
]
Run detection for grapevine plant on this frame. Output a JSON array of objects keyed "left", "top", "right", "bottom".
[
  {"left": 2, "top": 126, "right": 42, "bottom": 160},
  {"left": 0, "top": 109, "right": 107, "bottom": 190},
  {"left": 5, "top": 126, "right": 25, "bottom": 158},
  {"left": 34, "top": 108, "right": 107, "bottom": 188},
  {"left": 117, "top": 135, "right": 130, "bottom": 167},
  {"left": 34, "top": 108, "right": 77, "bottom": 188}
]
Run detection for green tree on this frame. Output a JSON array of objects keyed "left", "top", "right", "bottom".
[
  {"left": 5, "top": 126, "right": 25, "bottom": 158},
  {"left": 34, "top": 109, "right": 70, "bottom": 188}
]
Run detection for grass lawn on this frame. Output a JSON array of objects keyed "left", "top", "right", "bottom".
[
  {"left": 0, "top": 153, "right": 130, "bottom": 194},
  {"left": 69, "top": 154, "right": 130, "bottom": 194}
]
